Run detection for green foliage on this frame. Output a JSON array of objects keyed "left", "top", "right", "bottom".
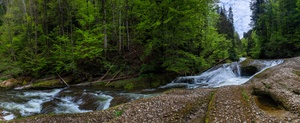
[
  {"left": 249, "top": 31, "right": 260, "bottom": 58},
  {"left": 216, "top": 6, "right": 239, "bottom": 61},
  {"left": 114, "top": 109, "right": 124, "bottom": 117},
  {"left": 124, "top": 83, "right": 134, "bottom": 90},
  {"left": 32, "top": 79, "right": 61, "bottom": 87},
  {"left": 0, "top": 0, "right": 238, "bottom": 82},
  {"left": 242, "top": 90, "right": 249, "bottom": 100},
  {"left": 246, "top": 0, "right": 300, "bottom": 59}
]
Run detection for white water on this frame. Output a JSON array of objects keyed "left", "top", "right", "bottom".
[
  {"left": 0, "top": 88, "right": 158, "bottom": 121},
  {"left": 161, "top": 58, "right": 284, "bottom": 89},
  {"left": 0, "top": 89, "right": 62, "bottom": 119}
]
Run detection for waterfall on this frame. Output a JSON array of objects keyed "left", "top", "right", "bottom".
[{"left": 160, "top": 58, "right": 284, "bottom": 89}]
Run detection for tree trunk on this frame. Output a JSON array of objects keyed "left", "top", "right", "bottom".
[
  {"left": 34, "top": 0, "right": 38, "bottom": 55},
  {"left": 102, "top": 0, "right": 107, "bottom": 56},
  {"left": 118, "top": 4, "right": 122, "bottom": 54},
  {"left": 125, "top": 0, "right": 130, "bottom": 50}
]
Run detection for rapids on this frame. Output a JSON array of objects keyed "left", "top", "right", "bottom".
[
  {"left": 0, "top": 87, "right": 159, "bottom": 120},
  {"left": 160, "top": 58, "right": 284, "bottom": 89}
]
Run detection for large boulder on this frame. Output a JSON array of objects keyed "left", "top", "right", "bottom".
[{"left": 248, "top": 57, "right": 300, "bottom": 114}]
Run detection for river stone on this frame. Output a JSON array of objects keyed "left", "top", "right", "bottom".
[
  {"left": 41, "top": 101, "right": 58, "bottom": 114},
  {"left": 241, "top": 66, "right": 258, "bottom": 76},
  {"left": 173, "top": 77, "right": 194, "bottom": 84}
]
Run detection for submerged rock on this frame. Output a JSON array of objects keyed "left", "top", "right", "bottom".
[{"left": 241, "top": 66, "right": 258, "bottom": 76}]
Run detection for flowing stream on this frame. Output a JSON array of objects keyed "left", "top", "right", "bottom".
[
  {"left": 0, "top": 58, "right": 284, "bottom": 121},
  {"left": 160, "top": 58, "right": 284, "bottom": 89},
  {"left": 0, "top": 87, "right": 159, "bottom": 120}
]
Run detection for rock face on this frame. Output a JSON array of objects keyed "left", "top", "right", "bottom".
[
  {"left": 8, "top": 57, "right": 300, "bottom": 123},
  {"left": 249, "top": 57, "right": 300, "bottom": 115}
]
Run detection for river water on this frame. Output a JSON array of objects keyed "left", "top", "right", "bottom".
[
  {"left": 160, "top": 58, "right": 284, "bottom": 89},
  {"left": 0, "top": 58, "right": 284, "bottom": 121},
  {"left": 0, "top": 87, "right": 160, "bottom": 120}
]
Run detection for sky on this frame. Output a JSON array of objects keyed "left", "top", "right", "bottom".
[{"left": 219, "top": 0, "right": 252, "bottom": 38}]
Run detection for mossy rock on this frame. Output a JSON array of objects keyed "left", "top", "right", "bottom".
[
  {"left": 31, "top": 77, "right": 72, "bottom": 89},
  {"left": 104, "top": 78, "right": 149, "bottom": 90},
  {"left": 96, "top": 74, "right": 173, "bottom": 90},
  {"left": 239, "top": 58, "right": 254, "bottom": 67}
]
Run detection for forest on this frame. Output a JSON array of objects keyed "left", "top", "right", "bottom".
[
  {"left": 0, "top": 0, "right": 240, "bottom": 83},
  {"left": 244, "top": 0, "right": 300, "bottom": 59},
  {"left": 0, "top": 0, "right": 299, "bottom": 84}
]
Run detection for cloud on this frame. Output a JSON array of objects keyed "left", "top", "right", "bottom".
[{"left": 220, "top": 0, "right": 252, "bottom": 38}]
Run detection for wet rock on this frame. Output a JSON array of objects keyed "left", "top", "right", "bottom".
[{"left": 241, "top": 66, "right": 258, "bottom": 76}]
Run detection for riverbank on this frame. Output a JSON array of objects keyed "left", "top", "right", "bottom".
[
  {"left": 0, "top": 73, "right": 173, "bottom": 91},
  {"left": 4, "top": 57, "right": 300, "bottom": 122}
]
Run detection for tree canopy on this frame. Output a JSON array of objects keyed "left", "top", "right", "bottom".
[
  {"left": 0, "top": 0, "right": 239, "bottom": 81},
  {"left": 244, "top": 0, "right": 300, "bottom": 58}
]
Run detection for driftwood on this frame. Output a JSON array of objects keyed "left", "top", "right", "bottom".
[
  {"left": 105, "top": 69, "right": 122, "bottom": 86},
  {"left": 57, "top": 73, "right": 70, "bottom": 87},
  {"left": 97, "top": 57, "right": 119, "bottom": 81}
]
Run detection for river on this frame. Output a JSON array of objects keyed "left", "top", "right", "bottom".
[
  {"left": 0, "top": 87, "right": 161, "bottom": 120},
  {"left": 0, "top": 58, "right": 284, "bottom": 121},
  {"left": 160, "top": 58, "right": 284, "bottom": 89}
]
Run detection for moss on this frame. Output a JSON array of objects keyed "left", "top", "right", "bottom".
[
  {"left": 32, "top": 79, "right": 62, "bottom": 87},
  {"left": 262, "top": 82, "right": 272, "bottom": 89},
  {"left": 239, "top": 58, "right": 254, "bottom": 67},
  {"left": 21, "top": 80, "right": 28, "bottom": 85},
  {"left": 242, "top": 90, "right": 249, "bottom": 101},
  {"left": 0, "top": 77, "right": 8, "bottom": 81},
  {"left": 124, "top": 83, "right": 134, "bottom": 90},
  {"left": 104, "top": 78, "right": 148, "bottom": 90},
  {"left": 96, "top": 82, "right": 106, "bottom": 86},
  {"left": 205, "top": 90, "right": 216, "bottom": 123},
  {"left": 253, "top": 68, "right": 271, "bottom": 78},
  {"left": 292, "top": 70, "right": 300, "bottom": 76}
]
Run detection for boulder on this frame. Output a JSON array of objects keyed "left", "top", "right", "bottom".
[{"left": 0, "top": 79, "right": 18, "bottom": 88}]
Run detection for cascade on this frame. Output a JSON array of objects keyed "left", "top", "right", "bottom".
[{"left": 160, "top": 58, "right": 284, "bottom": 89}]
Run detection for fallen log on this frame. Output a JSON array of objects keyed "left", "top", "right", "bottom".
[
  {"left": 74, "top": 74, "right": 139, "bottom": 87},
  {"left": 57, "top": 73, "right": 70, "bottom": 87}
]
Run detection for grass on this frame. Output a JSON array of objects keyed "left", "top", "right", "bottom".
[
  {"left": 114, "top": 110, "right": 123, "bottom": 117},
  {"left": 242, "top": 90, "right": 249, "bottom": 101},
  {"left": 114, "top": 108, "right": 125, "bottom": 117}
]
